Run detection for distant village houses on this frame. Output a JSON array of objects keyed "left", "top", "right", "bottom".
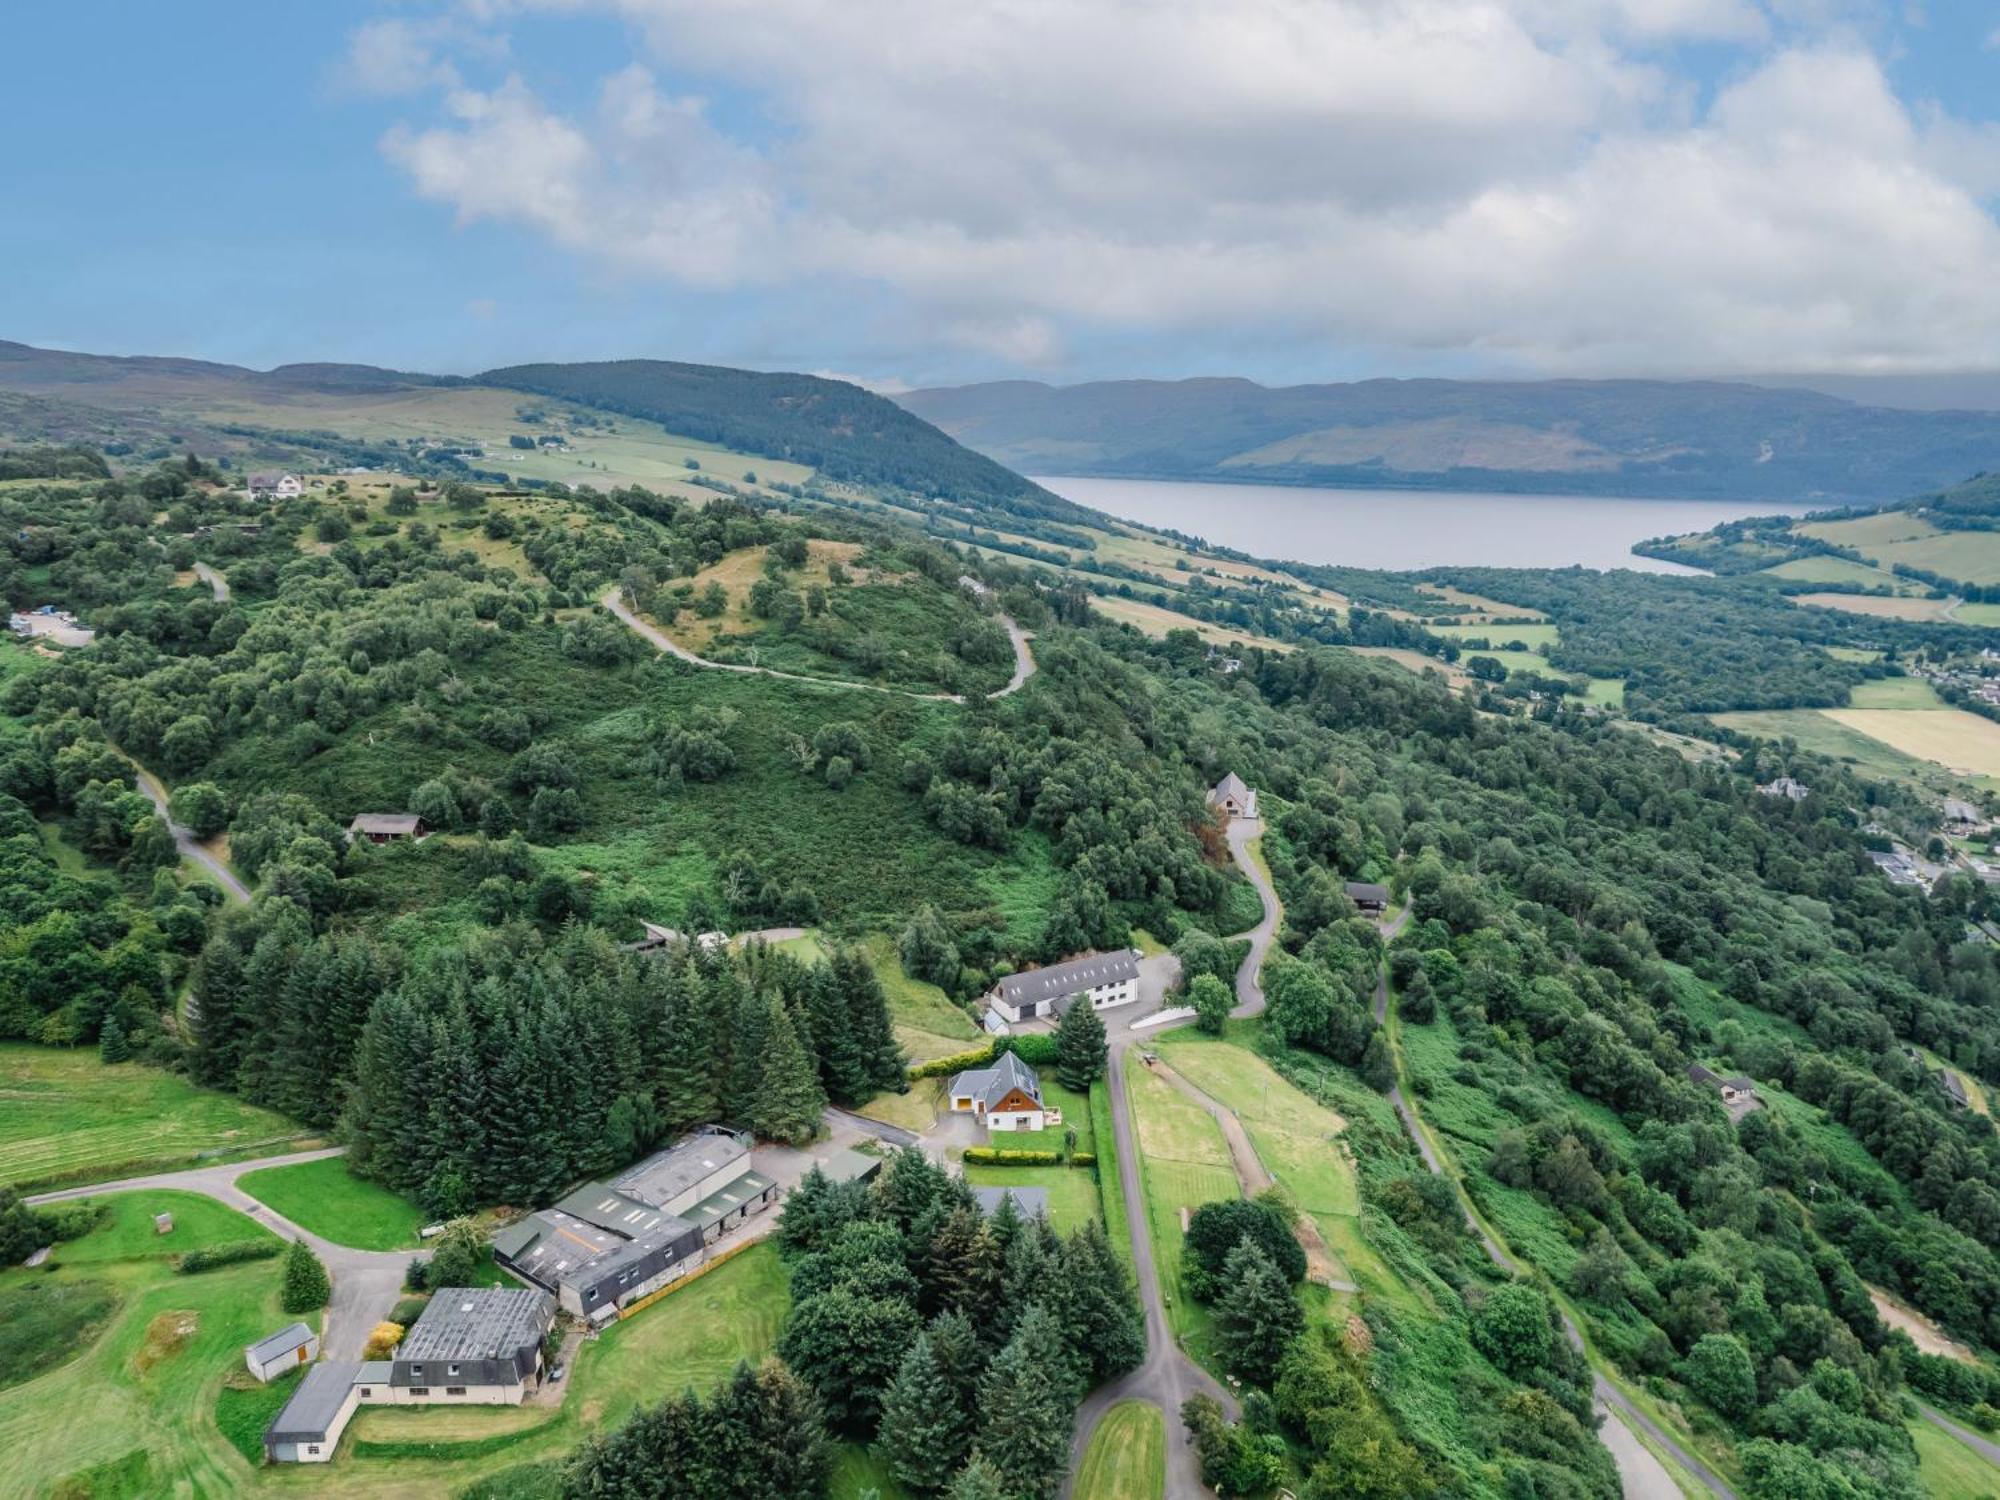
[
  {"left": 1757, "top": 776, "right": 1809, "bottom": 802},
  {"left": 985, "top": 950, "right": 1141, "bottom": 1027}
]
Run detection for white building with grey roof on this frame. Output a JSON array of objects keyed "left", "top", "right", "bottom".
[
  {"left": 948, "top": 1051, "right": 1060, "bottom": 1132},
  {"left": 986, "top": 950, "right": 1141, "bottom": 1025}
]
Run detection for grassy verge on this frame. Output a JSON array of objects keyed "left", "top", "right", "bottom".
[
  {"left": 1910, "top": 1417, "right": 2000, "bottom": 1500},
  {"left": 1125, "top": 1061, "right": 1236, "bottom": 1366},
  {"left": 1073, "top": 1399, "right": 1165, "bottom": 1500},
  {"left": 237, "top": 1158, "right": 426, "bottom": 1251},
  {"left": 0, "top": 1043, "right": 310, "bottom": 1192},
  {"left": 215, "top": 1368, "right": 302, "bottom": 1463},
  {"left": 0, "top": 1279, "right": 121, "bottom": 1393}
]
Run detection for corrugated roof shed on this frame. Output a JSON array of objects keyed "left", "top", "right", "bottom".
[
  {"left": 247, "top": 1322, "right": 315, "bottom": 1365},
  {"left": 398, "top": 1288, "right": 551, "bottom": 1363},
  {"left": 266, "top": 1362, "right": 361, "bottom": 1443}
]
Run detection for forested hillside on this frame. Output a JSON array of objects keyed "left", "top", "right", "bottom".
[
  {"left": 898, "top": 375, "right": 2000, "bottom": 503},
  {"left": 483, "top": 360, "right": 1082, "bottom": 521},
  {"left": 9, "top": 442, "right": 2000, "bottom": 1496}
]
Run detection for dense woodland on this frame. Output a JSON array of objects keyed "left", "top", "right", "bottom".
[{"left": 9, "top": 444, "right": 2000, "bottom": 1496}]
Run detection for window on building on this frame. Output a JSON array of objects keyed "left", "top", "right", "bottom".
[
  {"left": 448, "top": 1364, "right": 460, "bottom": 1377},
  {"left": 446, "top": 1386, "right": 467, "bottom": 1396},
  {"left": 410, "top": 1387, "right": 430, "bottom": 1396},
  {"left": 307, "top": 1445, "right": 320, "bottom": 1456}
]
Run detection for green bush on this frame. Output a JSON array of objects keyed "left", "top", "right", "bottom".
[
  {"left": 963, "top": 1148, "right": 1062, "bottom": 1166},
  {"left": 176, "top": 1239, "right": 281, "bottom": 1274},
  {"left": 909, "top": 1042, "right": 996, "bottom": 1080},
  {"left": 1071, "top": 1152, "right": 1097, "bottom": 1168}
]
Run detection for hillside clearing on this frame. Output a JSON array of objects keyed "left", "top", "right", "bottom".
[{"left": 1818, "top": 709, "right": 2000, "bottom": 780}]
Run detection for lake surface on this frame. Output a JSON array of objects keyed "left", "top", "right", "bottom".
[{"left": 1034, "top": 475, "right": 1801, "bottom": 574}]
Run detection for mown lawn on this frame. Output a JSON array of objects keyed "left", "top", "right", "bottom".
[
  {"left": 961, "top": 1164, "right": 1105, "bottom": 1234},
  {"left": 238, "top": 1158, "right": 426, "bottom": 1251},
  {"left": 0, "top": 1044, "right": 309, "bottom": 1192},
  {"left": 1125, "top": 1062, "right": 1237, "bottom": 1363},
  {"left": 1910, "top": 1418, "right": 2000, "bottom": 1500},
  {"left": 1073, "top": 1400, "right": 1165, "bottom": 1500},
  {"left": 52, "top": 1190, "right": 280, "bottom": 1265}
]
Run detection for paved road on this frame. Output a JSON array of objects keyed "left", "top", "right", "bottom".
[
  {"left": 130, "top": 761, "right": 250, "bottom": 903},
  {"left": 601, "top": 586, "right": 1036, "bottom": 704},
  {"left": 193, "top": 562, "right": 230, "bottom": 601},
  {"left": 1224, "top": 816, "right": 1280, "bottom": 1019},
  {"left": 1918, "top": 1402, "right": 2000, "bottom": 1467},
  {"left": 29, "top": 1147, "right": 418, "bottom": 1359}
]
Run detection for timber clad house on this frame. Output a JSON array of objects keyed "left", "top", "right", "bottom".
[
  {"left": 948, "top": 1051, "right": 1061, "bottom": 1132},
  {"left": 1345, "top": 881, "right": 1390, "bottom": 915},
  {"left": 346, "top": 813, "right": 425, "bottom": 845},
  {"left": 986, "top": 950, "right": 1141, "bottom": 1026},
  {"left": 492, "top": 1127, "right": 777, "bottom": 1323},
  {"left": 1207, "top": 772, "right": 1258, "bottom": 819},
  {"left": 263, "top": 1289, "right": 556, "bottom": 1463}
]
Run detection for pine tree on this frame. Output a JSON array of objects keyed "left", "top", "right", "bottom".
[
  {"left": 717, "top": 1357, "right": 831, "bottom": 1500},
  {"left": 1053, "top": 1000, "right": 1107, "bottom": 1092},
  {"left": 753, "top": 1002, "right": 828, "bottom": 1144},
  {"left": 974, "top": 1304, "right": 1074, "bottom": 1500},
  {"left": 808, "top": 964, "right": 869, "bottom": 1105},
  {"left": 925, "top": 1308, "right": 990, "bottom": 1420},
  {"left": 944, "top": 1456, "right": 1009, "bottom": 1500},
  {"left": 833, "top": 945, "right": 906, "bottom": 1092},
  {"left": 923, "top": 1205, "right": 1001, "bottom": 1323},
  {"left": 280, "top": 1238, "right": 331, "bottom": 1314},
  {"left": 1361, "top": 1030, "right": 1396, "bottom": 1093},
  {"left": 1214, "top": 1237, "right": 1304, "bottom": 1386},
  {"left": 657, "top": 973, "right": 721, "bottom": 1132},
  {"left": 879, "top": 1333, "right": 975, "bottom": 1491},
  {"left": 997, "top": 1214, "right": 1057, "bottom": 1338},
  {"left": 1044, "top": 1220, "right": 1144, "bottom": 1383},
  {"left": 727, "top": 985, "right": 776, "bottom": 1124},
  {"left": 97, "top": 1014, "right": 130, "bottom": 1063}
]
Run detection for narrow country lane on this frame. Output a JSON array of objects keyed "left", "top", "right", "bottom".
[
  {"left": 193, "top": 561, "right": 229, "bottom": 601},
  {"left": 129, "top": 760, "right": 250, "bottom": 903},
  {"left": 1373, "top": 920, "right": 1734, "bottom": 1500},
  {"left": 600, "top": 585, "right": 1036, "bottom": 704},
  {"left": 1064, "top": 811, "right": 1279, "bottom": 1497},
  {"left": 28, "top": 1147, "right": 419, "bottom": 1359}
]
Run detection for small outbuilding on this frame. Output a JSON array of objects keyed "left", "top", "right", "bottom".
[
  {"left": 153, "top": 1212, "right": 174, "bottom": 1235},
  {"left": 973, "top": 1185, "right": 1049, "bottom": 1220},
  {"left": 264, "top": 1360, "right": 363, "bottom": 1463},
  {"left": 246, "top": 1322, "right": 319, "bottom": 1384}
]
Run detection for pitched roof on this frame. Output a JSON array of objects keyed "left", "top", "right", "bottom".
[
  {"left": 398, "top": 1288, "right": 551, "bottom": 1364},
  {"left": 950, "top": 1050, "right": 1044, "bottom": 1111},
  {"left": 973, "top": 1185, "right": 1049, "bottom": 1220},
  {"left": 247, "top": 1322, "right": 316, "bottom": 1364},
  {"left": 1345, "top": 881, "right": 1390, "bottom": 903},
  {"left": 266, "top": 1361, "right": 362, "bottom": 1443},
  {"left": 820, "top": 1147, "right": 882, "bottom": 1185},
  {"left": 612, "top": 1128, "right": 750, "bottom": 1210},
  {"left": 1208, "top": 772, "right": 1252, "bottom": 803},
  {"left": 994, "top": 951, "right": 1139, "bottom": 1007},
  {"left": 348, "top": 813, "right": 421, "bottom": 836}
]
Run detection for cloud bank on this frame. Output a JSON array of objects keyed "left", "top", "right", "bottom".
[{"left": 367, "top": 0, "right": 2000, "bottom": 375}]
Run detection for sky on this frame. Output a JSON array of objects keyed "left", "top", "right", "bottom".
[{"left": 5, "top": 1, "right": 2000, "bottom": 390}]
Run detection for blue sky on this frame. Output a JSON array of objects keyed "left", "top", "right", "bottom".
[{"left": 5, "top": 2, "right": 1999, "bottom": 389}]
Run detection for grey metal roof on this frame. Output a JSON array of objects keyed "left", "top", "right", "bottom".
[
  {"left": 357, "top": 1361, "right": 391, "bottom": 1384},
  {"left": 820, "top": 1147, "right": 882, "bottom": 1185},
  {"left": 995, "top": 951, "right": 1139, "bottom": 1007},
  {"left": 247, "top": 1322, "right": 316, "bottom": 1364},
  {"left": 555, "top": 1182, "right": 680, "bottom": 1238},
  {"left": 973, "top": 1186, "right": 1048, "bottom": 1220},
  {"left": 612, "top": 1128, "right": 750, "bottom": 1210},
  {"left": 1345, "top": 882, "right": 1390, "bottom": 903},
  {"left": 950, "top": 1051, "right": 1044, "bottom": 1112},
  {"left": 398, "top": 1288, "right": 551, "bottom": 1364},
  {"left": 349, "top": 813, "right": 421, "bottom": 835},
  {"left": 685, "top": 1171, "right": 775, "bottom": 1231},
  {"left": 265, "top": 1361, "right": 361, "bottom": 1443}
]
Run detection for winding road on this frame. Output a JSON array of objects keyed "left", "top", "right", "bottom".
[
  {"left": 130, "top": 760, "right": 250, "bottom": 903},
  {"left": 28, "top": 1147, "right": 418, "bottom": 1359},
  {"left": 193, "top": 562, "right": 229, "bottom": 601},
  {"left": 600, "top": 586, "right": 1036, "bottom": 704}
]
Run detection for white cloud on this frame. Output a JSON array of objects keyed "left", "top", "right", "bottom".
[
  {"left": 364, "top": 2, "right": 2000, "bottom": 374},
  {"left": 337, "top": 18, "right": 461, "bottom": 95}
]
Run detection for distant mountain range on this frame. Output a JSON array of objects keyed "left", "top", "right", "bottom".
[
  {"left": 0, "top": 340, "right": 1074, "bottom": 521},
  {"left": 895, "top": 376, "right": 2000, "bottom": 504}
]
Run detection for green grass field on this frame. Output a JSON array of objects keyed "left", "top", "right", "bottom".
[
  {"left": 1956, "top": 603, "right": 2000, "bottom": 627},
  {"left": 237, "top": 1158, "right": 426, "bottom": 1251},
  {"left": 1125, "top": 1062, "right": 1237, "bottom": 1364},
  {"left": 0, "top": 1278, "right": 121, "bottom": 1394},
  {"left": 1073, "top": 1400, "right": 1165, "bottom": 1500},
  {"left": 1910, "top": 1418, "right": 2000, "bottom": 1499},
  {"left": 1709, "top": 708, "right": 1991, "bottom": 793},
  {"left": 1762, "top": 555, "right": 1915, "bottom": 591},
  {"left": 0, "top": 1044, "right": 310, "bottom": 1191},
  {"left": 1429, "top": 621, "right": 1559, "bottom": 650},
  {"left": 52, "top": 1190, "right": 281, "bottom": 1265},
  {"left": 1847, "top": 676, "right": 1946, "bottom": 709},
  {"left": 961, "top": 1163, "right": 1105, "bottom": 1234},
  {"left": 1581, "top": 678, "right": 1625, "bottom": 709},
  {"left": 583, "top": 1244, "right": 790, "bottom": 1417},
  {"left": 1796, "top": 513, "right": 2000, "bottom": 588},
  {"left": 1826, "top": 645, "right": 1885, "bottom": 663}
]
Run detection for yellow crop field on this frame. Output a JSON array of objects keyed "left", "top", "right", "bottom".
[
  {"left": 1818, "top": 709, "right": 2000, "bottom": 779},
  {"left": 1089, "top": 594, "right": 1294, "bottom": 652},
  {"left": 1791, "top": 592, "right": 1959, "bottom": 622}
]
